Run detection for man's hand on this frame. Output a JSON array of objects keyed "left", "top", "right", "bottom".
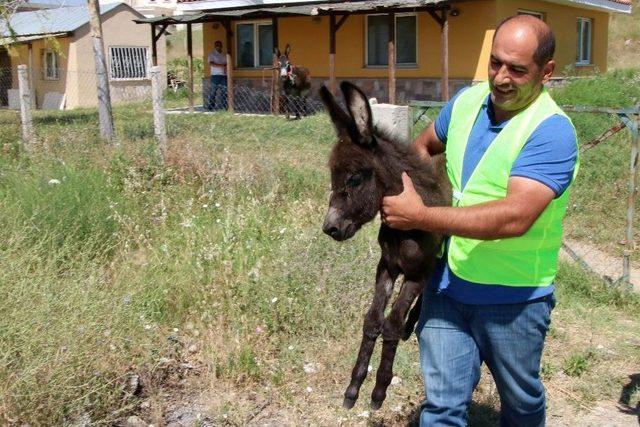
[{"left": 381, "top": 172, "right": 427, "bottom": 231}]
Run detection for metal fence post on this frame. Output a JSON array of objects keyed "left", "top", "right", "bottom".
[
  {"left": 623, "top": 104, "right": 640, "bottom": 287},
  {"left": 150, "top": 66, "right": 167, "bottom": 159},
  {"left": 17, "top": 65, "right": 34, "bottom": 152}
]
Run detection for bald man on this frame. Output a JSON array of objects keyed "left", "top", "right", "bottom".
[{"left": 382, "top": 15, "right": 578, "bottom": 426}]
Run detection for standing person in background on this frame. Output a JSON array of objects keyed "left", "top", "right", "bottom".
[{"left": 207, "top": 40, "right": 227, "bottom": 111}]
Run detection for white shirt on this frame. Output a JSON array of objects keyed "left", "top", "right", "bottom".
[{"left": 208, "top": 50, "right": 227, "bottom": 76}]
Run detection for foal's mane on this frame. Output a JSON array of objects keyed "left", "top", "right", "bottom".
[{"left": 372, "top": 125, "right": 447, "bottom": 207}]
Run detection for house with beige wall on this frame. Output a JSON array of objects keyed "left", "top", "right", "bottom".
[
  {"left": 0, "top": 2, "right": 166, "bottom": 109},
  {"left": 147, "top": 0, "right": 631, "bottom": 104}
]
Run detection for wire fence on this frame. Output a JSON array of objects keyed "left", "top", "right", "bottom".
[{"left": 0, "top": 65, "right": 323, "bottom": 117}]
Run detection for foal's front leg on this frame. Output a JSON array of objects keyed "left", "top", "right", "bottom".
[{"left": 343, "top": 259, "right": 398, "bottom": 409}]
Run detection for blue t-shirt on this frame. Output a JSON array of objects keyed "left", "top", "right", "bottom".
[{"left": 431, "top": 88, "right": 578, "bottom": 305}]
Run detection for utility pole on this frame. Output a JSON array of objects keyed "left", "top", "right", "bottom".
[{"left": 87, "top": 0, "right": 115, "bottom": 142}]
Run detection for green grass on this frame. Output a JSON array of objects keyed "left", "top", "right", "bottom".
[
  {"left": 0, "top": 71, "right": 639, "bottom": 424},
  {"left": 549, "top": 70, "right": 640, "bottom": 258},
  {"left": 609, "top": 8, "right": 640, "bottom": 70}
]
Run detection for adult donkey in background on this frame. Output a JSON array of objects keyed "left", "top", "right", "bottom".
[
  {"left": 319, "top": 82, "right": 449, "bottom": 410},
  {"left": 275, "top": 44, "right": 311, "bottom": 118}
]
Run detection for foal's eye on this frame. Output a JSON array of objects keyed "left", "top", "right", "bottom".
[{"left": 346, "top": 174, "right": 363, "bottom": 188}]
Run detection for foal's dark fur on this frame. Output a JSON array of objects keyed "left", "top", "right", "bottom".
[
  {"left": 320, "top": 82, "right": 448, "bottom": 410},
  {"left": 275, "top": 44, "right": 311, "bottom": 118}
]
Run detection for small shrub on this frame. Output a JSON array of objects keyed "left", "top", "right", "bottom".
[
  {"left": 562, "top": 349, "right": 596, "bottom": 377},
  {"left": 541, "top": 362, "right": 557, "bottom": 380},
  {"left": 122, "top": 118, "right": 154, "bottom": 141}
]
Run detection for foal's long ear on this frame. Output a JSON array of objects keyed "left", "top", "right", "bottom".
[
  {"left": 319, "top": 85, "right": 353, "bottom": 140},
  {"left": 284, "top": 44, "right": 291, "bottom": 57},
  {"left": 341, "top": 81, "right": 374, "bottom": 146},
  {"left": 274, "top": 47, "right": 281, "bottom": 57}
]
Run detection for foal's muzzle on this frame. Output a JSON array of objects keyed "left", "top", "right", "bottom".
[{"left": 323, "top": 207, "right": 356, "bottom": 241}]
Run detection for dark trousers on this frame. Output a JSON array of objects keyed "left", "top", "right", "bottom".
[{"left": 207, "top": 75, "right": 228, "bottom": 111}]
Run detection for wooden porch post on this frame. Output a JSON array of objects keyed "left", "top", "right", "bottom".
[
  {"left": 151, "top": 23, "right": 158, "bottom": 66},
  {"left": 441, "top": 8, "right": 449, "bottom": 101},
  {"left": 388, "top": 12, "right": 396, "bottom": 104},
  {"left": 428, "top": 8, "right": 451, "bottom": 101},
  {"left": 328, "top": 15, "right": 348, "bottom": 96},
  {"left": 224, "top": 20, "right": 234, "bottom": 112},
  {"left": 329, "top": 14, "right": 336, "bottom": 95},
  {"left": 187, "top": 23, "right": 194, "bottom": 112},
  {"left": 272, "top": 16, "right": 280, "bottom": 114}
]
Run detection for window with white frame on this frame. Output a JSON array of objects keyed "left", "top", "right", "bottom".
[
  {"left": 235, "top": 22, "right": 273, "bottom": 68},
  {"left": 109, "top": 46, "right": 149, "bottom": 80},
  {"left": 576, "top": 18, "right": 592, "bottom": 65},
  {"left": 366, "top": 14, "right": 417, "bottom": 67},
  {"left": 44, "top": 50, "right": 59, "bottom": 80},
  {"left": 517, "top": 10, "right": 545, "bottom": 21}
]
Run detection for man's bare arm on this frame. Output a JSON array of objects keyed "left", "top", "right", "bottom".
[
  {"left": 382, "top": 174, "right": 556, "bottom": 240},
  {"left": 412, "top": 122, "right": 445, "bottom": 161}
]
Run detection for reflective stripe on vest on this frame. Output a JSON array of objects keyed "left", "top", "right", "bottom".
[{"left": 445, "top": 82, "right": 579, "bottom": 286}]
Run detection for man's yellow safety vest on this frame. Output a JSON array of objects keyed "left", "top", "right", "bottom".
[{"left": 445, "top": 82, "right": 579, "bottom": 286}]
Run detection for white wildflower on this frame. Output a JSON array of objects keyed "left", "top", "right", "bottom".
[
  {"left": 303, "top": 363, "right": 317, "bottom": 374},
  {"left": 271, "top": 297, "right": 278, "bottom": 303},
  {"left": 306, "top": 386, "right": 313, "bottom": 393},
  {"left": 48, "top": 179, "right": 61, "bottom": 185}
]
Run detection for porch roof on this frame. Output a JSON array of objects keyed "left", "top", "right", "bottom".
[{"left": 134, "top": 0, "right": 447, "bottom": 25}]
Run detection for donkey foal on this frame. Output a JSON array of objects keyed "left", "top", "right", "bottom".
[{"left": 320, "top": 82, "right": 448, "bottom": 410}]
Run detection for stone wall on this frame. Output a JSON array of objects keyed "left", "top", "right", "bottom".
[{"left": 202, "top": 77, "right": 474, "bottom": 107}]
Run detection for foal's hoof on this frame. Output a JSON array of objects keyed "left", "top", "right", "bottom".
[
  {"left": 343, "top": 397, "right": 357, "bottom": 409},
  {"left": 370, "top": 399, "right": 383, "bottom": 411}
]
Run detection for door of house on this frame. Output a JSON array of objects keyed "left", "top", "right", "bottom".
[{"left": 0, "top": 47, "right": 11, "bottom": 107}]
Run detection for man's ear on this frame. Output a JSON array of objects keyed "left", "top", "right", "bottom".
[
  {"left": 319, "top": 85, "right": 354, "bottom": 141},
  {"left": 541, "top": 60, "right": 555, "bottom": 84},
  {"left": 340, "top": 81, "right": 374, "bottom": 146}
]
